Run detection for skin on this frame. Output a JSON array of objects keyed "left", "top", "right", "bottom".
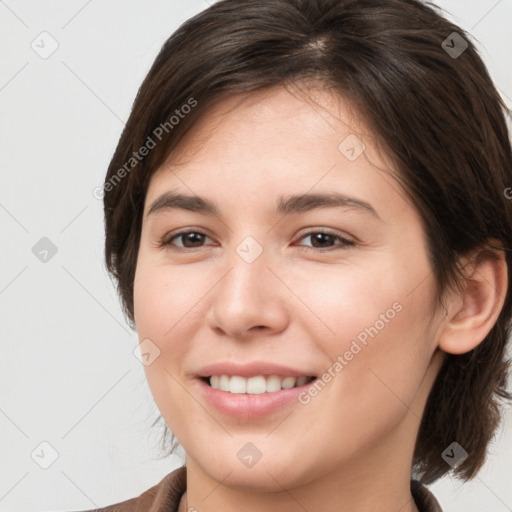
[{"left": 133, "top": 83, "right": 507, "bottom": 512}]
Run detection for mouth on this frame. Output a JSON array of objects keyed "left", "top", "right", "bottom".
[
  {"left": 200, "top": 375, "right": 317, "bottom": 394},
  {"left": 195, "top": 361, "right": 320, "bottom": 417}
]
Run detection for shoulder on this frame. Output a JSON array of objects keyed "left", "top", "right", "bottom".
[
  {"left": 411, "top": 479, "right": 444, "bottom": 512},
  {"left": 66, "top": 466, "right": 187, "bottom": 512}
]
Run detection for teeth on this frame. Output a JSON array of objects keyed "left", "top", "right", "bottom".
[
  {"left": 208, "top": 375, "right": 313, "bottom": 393},
  {"left": 281, "top": 376, "right": 296, "bottom": 389},
  {"left": 247, "top": 376, "right": 266, "bottom": 394},
  {"left": 266, "top": 375, "right": 282, "bottom": 392},
  {"left": 219, "top": 375, "right": 230, "bottom": 391},
  {"left": 296, "top": 376, "right": 308, "bottom": 387},
  {"left": 229, "top": 375, "right": 247, "bottom": 393}
]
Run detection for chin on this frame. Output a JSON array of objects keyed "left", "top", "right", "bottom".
[{"left": 188, "top": 444, "right": 317, "bottom": 493}]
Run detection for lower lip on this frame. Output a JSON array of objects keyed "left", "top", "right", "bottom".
[{"left": 197, "top": 378, "right": 315, "bottom": 419}]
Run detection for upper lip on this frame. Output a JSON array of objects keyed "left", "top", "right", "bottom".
[{"left": 197, "top": 361, "right": 316, "bottom": 379}]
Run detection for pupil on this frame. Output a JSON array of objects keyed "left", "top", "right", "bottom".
[
  {"left": 312, "top": 233, "right": 332, "bottom": 247},
  {"left": 186, "top": 233, "right": 203, "bottom": 247}
]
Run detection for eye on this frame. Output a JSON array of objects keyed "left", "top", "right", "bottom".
[
  {"left": 158, "top": 228, "right": 355, "bottom": 252},
  {"left": 295, "top": 229, "right": 355, "bottom": 251},
  {"left": 159, "top": 230, "right": 213, "bottom": 250}
]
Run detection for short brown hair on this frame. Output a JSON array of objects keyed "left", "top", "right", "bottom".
[{"left": 103, "top": 0, "right": 512, "bottom": 484}]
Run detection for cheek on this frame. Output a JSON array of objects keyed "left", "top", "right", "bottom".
[
  {"left": 286, "top": 257, "right": 409, "bottom": 346},
  {"left": 295, "top": 276, "right": 435, "bottom": 459},
  {"left": 303, "top": 251, "right": 435, "bottom": 398},
  {"left": 133, "top": 256, "right": 201, "bottom": 340},
  {"left": 133, "top": 258, "right": 190, "bottom": 409}
]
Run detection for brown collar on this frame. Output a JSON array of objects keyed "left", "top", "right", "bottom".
[{"left": 411, "top": 479, "right": 444, "bottom": 512}]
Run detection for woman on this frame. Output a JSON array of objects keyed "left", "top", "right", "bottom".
[{"left": 83, "top": 0, "right": 512, "bottom": 510}]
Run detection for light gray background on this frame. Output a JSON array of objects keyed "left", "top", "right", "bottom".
[{"left": 1, "top": 1, "right": 511, "bottom": 511}]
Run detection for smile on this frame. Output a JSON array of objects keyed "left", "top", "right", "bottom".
[{"left": 205, "top": 375, "right": 316, "bottom": 394}]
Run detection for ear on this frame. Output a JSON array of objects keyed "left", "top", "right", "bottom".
[{"left": 437, "top": 242, "right": 508, "bottom": 355}]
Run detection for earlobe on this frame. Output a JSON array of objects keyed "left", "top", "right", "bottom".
[{"left": 437, "top": 245, "right": 508, "bottom": 355}]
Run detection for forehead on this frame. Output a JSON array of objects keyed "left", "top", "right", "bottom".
[
  {"left": 166, "top": 83, "right": 367, "bottom": 167},
  {"left": 144, "top": 83, "right": 413, "bottom": 226}
]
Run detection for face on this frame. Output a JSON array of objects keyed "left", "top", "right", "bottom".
[{"left": 134, "top": 84, "right": 445, "bottom": 492}]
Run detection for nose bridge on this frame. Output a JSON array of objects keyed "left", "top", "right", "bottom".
[
  {"left": 223, "top": 232, "right": 270, "bottom": 306},
  {"left": 235, "top": 234, "right": 266, "bottom": 267},
  {"left": 208, "top": 230, "right": 288, "bottom": 336}
]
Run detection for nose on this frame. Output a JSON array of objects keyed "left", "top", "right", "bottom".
[{"left": 206, "top": 240, "right": 290, "bottom": 341}]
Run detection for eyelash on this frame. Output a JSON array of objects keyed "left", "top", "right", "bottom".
[{"left": 158, "top": 229, "right": 355, "bottom": 253}]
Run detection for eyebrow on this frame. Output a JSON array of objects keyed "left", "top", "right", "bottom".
[{"left": 146, "top": 191, "right": 381, "bottom": 220}]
